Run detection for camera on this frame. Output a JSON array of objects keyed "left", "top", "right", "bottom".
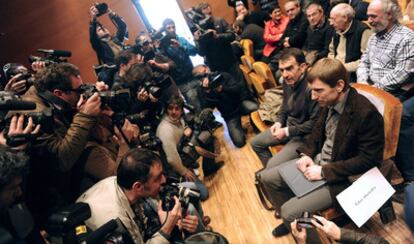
[
  {"left": 2, "top": 63, "right": 35, "bottom": 88},
  {"left": 95, "top": 2, "right": 109, "bottom": 17},
  {"left": 296, "top": 212, "right": 323, "bottom": 230},
  {"left": 159, "top": 179, "right": 201, "bottom": 212},
  {"left": 196, "top": 71, "right": 224, "bottom": 90},
  {"left": 139, "top": 75, "right": 173, "bottom": 99},
  {"left": 28, "top": 49, "right": 72, "bottom": 65},
  {"left": 46, "top": 202, "right": 133, "bottom": 244},
  {"left": 138, "top": 132, "right": 163, "bottom": 151},
  {"left": 185, "top": 7, "right": 215, "bottom": 35},
  {"left": 79, "top": 84, "right": 131, "bottom": 113}
]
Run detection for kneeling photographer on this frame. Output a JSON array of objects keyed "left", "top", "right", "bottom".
[
  {"left": 18, "top": 63, "right": 106, "bottom": 226},
  {"left": 195, "top": 65, "right": 258, "bottom": 148},
  {"left": 77, "top": 148, "right": 203, "bottom": 243}
]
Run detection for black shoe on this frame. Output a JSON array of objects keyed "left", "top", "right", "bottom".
[
  {"left": 203, "top": 161, "right": 224, "bottom": 177},
  {"left": 274, "top": 211, "right": 281, "bottom": 219},
  {"left": 272, "top": 223, "right": 290, "bottom": 237}
]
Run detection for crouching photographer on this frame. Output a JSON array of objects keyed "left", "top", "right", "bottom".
[
  {"left": 17, "top": 63, "right": 107, "bottom": 226},
  {"left": 77, "top": 148, "right": 203, "bottom": 243},
  {"left": 195, "top": 65, "right": 258, "bottom": 148}
]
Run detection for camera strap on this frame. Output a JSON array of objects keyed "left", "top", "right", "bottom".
[{"left": 255, "top": 168, "right": 275, "bottom": 211}]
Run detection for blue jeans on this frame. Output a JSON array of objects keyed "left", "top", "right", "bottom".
[
  {"left": 225, "top": 100, "right": 258, "bottom": 148},
  {"left": 396, "top": 96, "right": 414, "bottom": 181}
]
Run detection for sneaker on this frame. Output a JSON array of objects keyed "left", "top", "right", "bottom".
[
  {"left": 272, "top": 223, "right": 290, "bottom": 237},
  {"left": 203, "top": 161, "right": 224, "bottom": 177}
]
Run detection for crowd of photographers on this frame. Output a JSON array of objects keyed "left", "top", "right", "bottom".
[{"left": 0, "top": 1, "right": 262, "bottom": 243}]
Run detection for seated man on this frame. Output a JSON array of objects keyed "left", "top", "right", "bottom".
[
  {"left": 263, "top": 58, "right": 384, "bottom": 240},
  {"left": 235, "top": 1, "right": 271, "bottom": 28},
  {"left": 233, "top": 20, "right": 266, "bottom": 61},
  {"left": 250, "top": 48, "right": 319, "bottom": 166},
  {"left": 77, "top": 148, "right": 200, "bottom": 243},
  {"left": 303, "top": 3, "right": 334, "bottom": 65},
  {"left": 281, "top": 0, "right": 309, "bottom": 49},
  {"left": 328, "top": 3, "right": 372, "bottom": 82},
  {"left": 195, "top": 65, "right": 258, "bottom": 148},
  {"left": 357, "top": 0, "right": 414, "bottom": 196}
]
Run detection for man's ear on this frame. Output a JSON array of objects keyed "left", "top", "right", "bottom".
[
  {"left": 53, "top": 89, "right": 64, "bottom": 97},
  {"left": 299, "top": 62, "right": 308, "bottom": 72},
  {"left": 132, "top": 181, "right": 144, "bottom": 194},
  {"left": 336, "top": 79, "right": 345, "bottom": 93}
]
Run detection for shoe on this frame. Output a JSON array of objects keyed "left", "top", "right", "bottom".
[
  {"left": 202, "top": 216, "right": 211, "bottom": 226},
  {"left": 392, "top": 191, "right": 405, "bottom": 204},
  {"left": 274, "top": 211, "right": 281, "bottom": 219},
  {"left": 203, "top": 161, "right": 224, "bottom": 177},
  {"left": 272, "top": 223, "right": 290, "bottom": 237}
]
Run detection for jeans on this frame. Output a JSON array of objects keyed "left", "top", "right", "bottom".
[
  {"left": 396, "top": 95, "right": 414, "bottom": 181},
  {"left": 225, "top": 100, "right": 258, "bottom": 148}
]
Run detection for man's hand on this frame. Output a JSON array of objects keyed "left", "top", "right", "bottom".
[
  {"left": 170, "top": 39, "right": 181, "bottom": 48},
  {"left": 95, "top": 81, "right": 109, "bottom": 92},
  {"left": 273, "top": 127, "right": 287, "bottom": 140},
  {"left": 296, "top": 155, "right": 314, "bottom": 173},
  {"left": 180, "top": 215, "right": 198, "bottom": 233},
  {"left": 184, "top": 127, "right": 192, "bottom": 137},
  {"left": 290, "top": 220, "right": 307, "bottom": 244},
  {"left": 31, "top": 61, "right": 47, "bottom": 73},
  {"left": 158, "top": 197, "right": 182, "bottom": 235},
  {"left": 113, "top": 119, "right": 140, "bottom": 145},
  {"left": 304, "top": 165, "right": 323, "bottom": 181},
  {"left": 183, "top": 169, "right": 197, "bottom": 182},
  {"left": 283, "top": 37, "right": 290, "bottom": 48},
  {"left": 148, "top": 94, "right": 158, "bottom": 103},
  {"left": 4, "top": 74, "right": 27, "bottom": 94},
  {"left": 193, "top": 30, "right": 201, "bottom": 41},
  {"left": 89, "top": 5, "right": 99, "bottom": 20},
  {"left": 312, "top": 215, "right": 341, "bottom": 241},
  {"left": 270, "top": 122, "right": 282, "bottom": 136},
  {"left": 201, "top": 77, "right": 209, "bottom": 88},
  {"left": 78, "top": 93, "right": 102, "bottom": 116},
  {"left": 0, "top": 115, "right": 41, "bottom": 150},
  {"left": 137, "top": 89, "right": 149, "bottom": 102}
]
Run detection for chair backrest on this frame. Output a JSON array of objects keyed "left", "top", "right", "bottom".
[
  {"left": 352, "top": 83, "right": 403, "bottom": 160},
  {"left": 249, "top": 72, "right": 267, "bottom": 95},
  {"left": 252, "top": 61, "right": 277, "bottom": 87},
  {"left": 239, "top": 64, "right": 254, "bottom": 91},
  {"left": 240, "top": 39, "right": 254, "bottom": 58},
  {"left": 241, "top": 55, "right": 255, "bottom": 72}
]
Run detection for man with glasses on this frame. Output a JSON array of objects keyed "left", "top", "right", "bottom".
[{"left": 20, "top": 63, "right": 105, "bottom": 226}]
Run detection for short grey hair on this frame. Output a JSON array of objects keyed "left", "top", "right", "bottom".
[
  {"left": 331, "top": 3, "right": 355, "bottom": 19},
  {"left": 377, "top": 0, "right": 402, "bottom": 22}
]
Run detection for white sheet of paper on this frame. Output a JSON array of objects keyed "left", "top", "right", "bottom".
[{"left": 336, "top": 167, "right": 395, "bottom": 227}]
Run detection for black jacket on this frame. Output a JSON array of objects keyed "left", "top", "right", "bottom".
[{"left": 282, "top": 11, "right": 309, "bottom": 49}]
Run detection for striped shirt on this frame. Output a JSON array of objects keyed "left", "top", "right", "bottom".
[{"left": 357, "top": 24, "right": 414, "bottom": 95}]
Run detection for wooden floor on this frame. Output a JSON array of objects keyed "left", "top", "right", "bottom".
[{"left": 199, "top": 114, "right": 414, "bottom": 244}]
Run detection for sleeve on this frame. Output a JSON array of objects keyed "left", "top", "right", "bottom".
[
  {"left": 344, "top": 28, "right": 373, "bottom": 72},
  {"left": 39, "top": 112, "right": 97, "bottom": 172},
  {"left": 322, "top": 109, "right": 384, "bottom": 183},
  {"left": 109, "top": 12, "right": 128, "bottom": 43},
  {"left": 357, "top": 37, "right": 373, "bottom": 83},
  {"left": 317, "top": 26, "right": 335, "bottom": 58},
  {"left": 288, "top": 97, "right": 320, "bottom": 137},
  {"left": 89, "top": 19, "right": 101, "bottom": 52},
  {"left": 263, "top": 22, "right": 284, "bottom": 44},
  {"left": 178, "top": 37, "right": 198, "bottom": 56},
  {"left": 340, "top": 228, "right": 389, "bottom": 244},
  {"left": 287, "top": 19, "right": 308, "bottom": 48},
  {"left": 375, "top": 37, "right": 414, "bottom": 92},
  {"left": 274, "top": 85, "right": 289, "bottom": 126}
]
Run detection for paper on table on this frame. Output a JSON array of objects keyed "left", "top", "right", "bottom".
[{"left": 336, "top": 167, "right": 395, "bottom": 227}]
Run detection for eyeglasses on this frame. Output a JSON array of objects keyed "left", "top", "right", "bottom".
[{"left": 64, "top": 87, "right": 83, "bottom": 94}]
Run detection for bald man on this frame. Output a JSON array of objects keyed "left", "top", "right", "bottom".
[{"left": 328, "top": 3, "right": 372, "bottom": 82}]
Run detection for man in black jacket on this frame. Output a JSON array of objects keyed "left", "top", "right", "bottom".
[
  {"left": 195, "top": 65, "right": 258, "bottom": 148},
  {"left": 89, "top": 4, "right": 127, "bottom": 65},
  {"left": 282, "top": 0, "right": 309, "bottom": 49}
]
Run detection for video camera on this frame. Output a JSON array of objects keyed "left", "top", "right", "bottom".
[
  {"left": 79, "top": 84, "right": 131, "bottom": 113},
  {"left": 46, "top": 202, "right": 133, "bottom": 244},
  {"left": 159, "top": 178, "right": 201, "bottom": 213},
  {"left": 28, "top": 49, "right": 72, "bottom": 65}
]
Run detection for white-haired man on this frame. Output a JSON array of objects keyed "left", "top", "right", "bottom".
[
  {"left": 328, "top": 3, "right": 372, "bottom": 82},
  {"left": 357, "top": 0, "right": 414, "bottom": 201}
]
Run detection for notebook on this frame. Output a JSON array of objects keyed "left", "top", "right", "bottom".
[{"left": 278, "top": 159, "right": 327, "bottom": 198}]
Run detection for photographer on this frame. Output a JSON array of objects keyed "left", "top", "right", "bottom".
[
  {"left": 2, "top": 62, "right": 46, "bottom": 95},
  {"left": 0, "top": 146, "right": 45, "bottom": 243},
  {"left": 111, "top": 49, "right": 144, "bottom": 89},
  {"left": 195, "top": 65, "right": 258, "bottom": 148},
  {"left": 291, "top": 215, "right": 389, "bottom": 244},
  {"left": 89, "top": 3, "right": 127, "bottom": 65},
  {"left": 20, "top": 63, "right": 103, "bottom": 225},
  {"left": 77, "top": 148, "right": 200, "bottom": 243}
]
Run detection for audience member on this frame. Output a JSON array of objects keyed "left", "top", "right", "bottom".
[
  {"left": 77, "top": 148, "right": 200, "bottom": 243},
  {"left": 233, "top": 20, "right": 266, "bottom": 61},
  {"left": 268, "top": 58, "right": 384, "bottom": 241},
  {"left": 228, "top": 0, "right": 249, "bottom": 9},
  {"left": 112, "top": 49, "right": 143, "bottom": 89},
  {"left": 282, "top": 0, "right": 309, "bottom": 49},
  {"left": 303, "top": 3, "right": 335, "bottom": 65},
  {"left": 235, "top": 1, "right": 271, "bottom": 28},
  {"left": 357, "top": 0, "right": 414, "bottom": 196},
  {"left": 251, "top": 48, "right": 319, "bottom": 167},
  {"left": 328, "top": 3, "right": 372, "bottom": 82}
]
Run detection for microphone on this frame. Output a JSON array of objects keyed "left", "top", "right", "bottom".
[
  {"left": 0, "top": 100, "right": 36, "bottom": 111},
  {"left": 37, "top": 49, "right": 72, "bottom": 57}
]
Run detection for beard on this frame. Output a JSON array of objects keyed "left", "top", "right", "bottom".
[{"left": 370, "top": 19, "right": 389, "bottom": 33}]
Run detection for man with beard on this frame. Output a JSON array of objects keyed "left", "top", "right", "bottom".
[{"left": 357, "top": 0, "right": 414, "bottom": 202}]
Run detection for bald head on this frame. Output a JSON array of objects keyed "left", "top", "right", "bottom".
[{"left": 330, "top": 3, "right": 355, "bottom": 32}]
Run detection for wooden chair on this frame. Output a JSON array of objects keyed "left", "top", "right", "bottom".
[
  {"left": 240, "top": 39, "right": 254, "bottom": 59},
  {"left": 252, "top": 61, "right": 278, "bottom": 87},
  {"left": 322, "top": 83, "right": 402, "bottom": 223}
]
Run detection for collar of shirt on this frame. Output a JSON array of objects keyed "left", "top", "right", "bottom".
[
  {"left": 329, "top": 88, "right": 350, "bottom": 115},
  {"left": 376, "top": 23, "right": 399, "bottom": 40},
  {"left": 311, "top": 18, "right": 326, "bottom": 31}
]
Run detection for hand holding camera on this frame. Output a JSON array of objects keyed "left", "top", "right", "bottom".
[
  {"left": 158, "top": 196, "right": 182, "bottom": 235},
  {"left": 291, "top": 214, "right": 341, "bottom": 243},
  {"left": 1, "top": 114, "right": 41, "bottom": 149},
  {"left": 4, "top": 74, "right": 28, "bottom": 94},
  {"left": 78, "top": 92, "right": 102, "bottom": 116}
]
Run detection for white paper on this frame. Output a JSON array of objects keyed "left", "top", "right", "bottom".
[{"left": 336, "top": 167, "right": 395, "bottom": 227}]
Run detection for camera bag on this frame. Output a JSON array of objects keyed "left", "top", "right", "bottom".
[{"left": 254, "top": 168, "right": 275, "bottom": 211}]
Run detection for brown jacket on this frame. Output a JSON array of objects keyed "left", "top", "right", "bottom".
[{"left": 297, "top": 87, "right": 384, "bottom": 200}]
